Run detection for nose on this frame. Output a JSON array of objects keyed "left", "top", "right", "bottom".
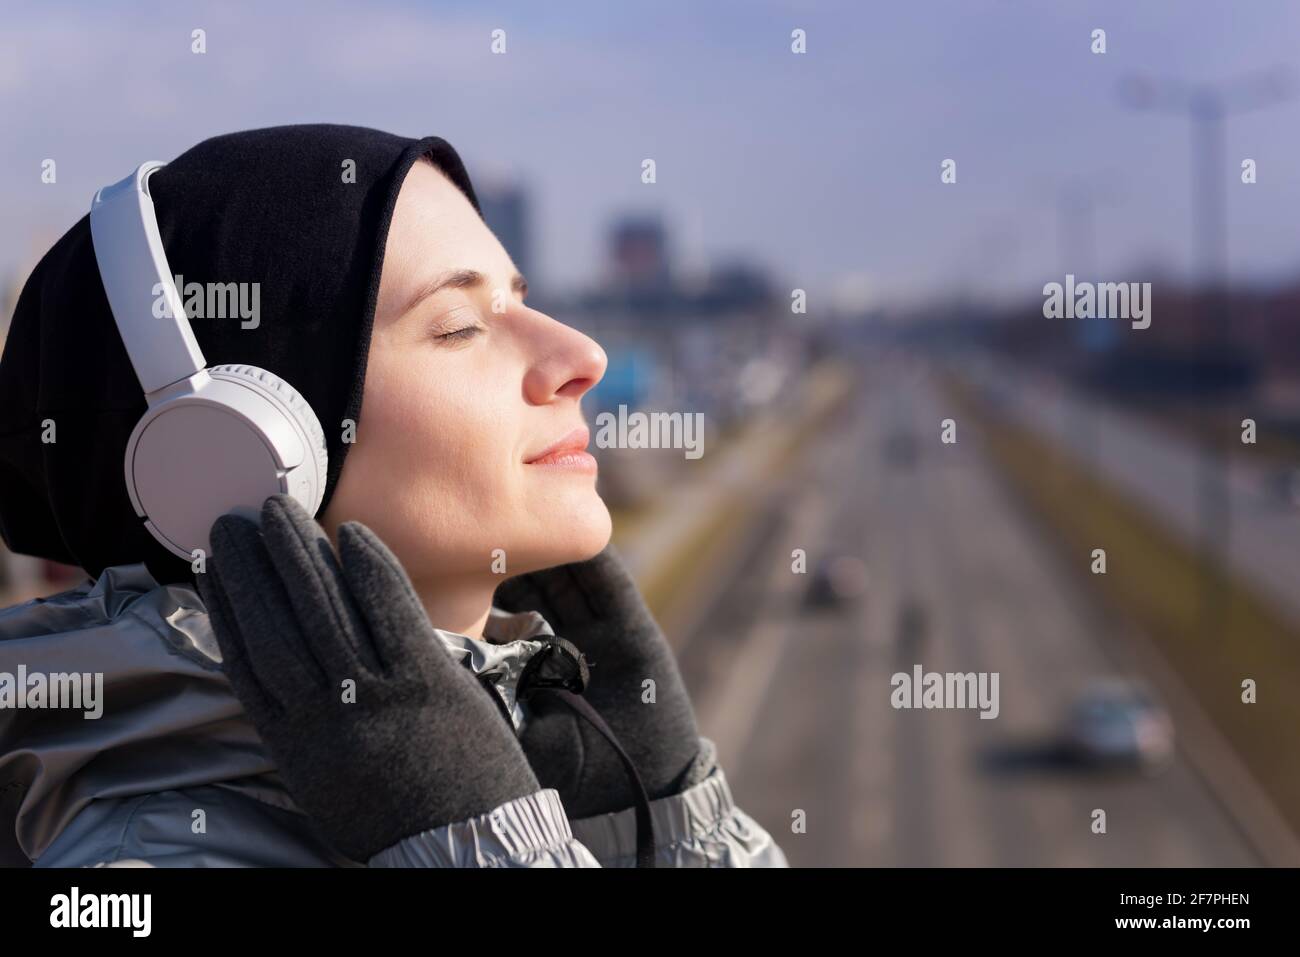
[{"left": 522, "top": 311, "right": 608, "bottom": 405}]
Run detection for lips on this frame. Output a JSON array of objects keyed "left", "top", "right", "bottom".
[{"left": 524, "top": 426, "right": 591, "bottom": 465}]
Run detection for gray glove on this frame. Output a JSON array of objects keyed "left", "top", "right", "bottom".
[
  {"left": 196, "top": 494, "right": 541, "bottom": 863},
  {"left": 493, "top": 545, "right": 704, "bottom": 819}
]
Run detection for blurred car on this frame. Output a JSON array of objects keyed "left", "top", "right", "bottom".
[
  {"left": 895, "top": 597, "right": 928, "bottom": 650},
  {"left": 803, "top": 555, "right": 869, "bottom": 608},
  {"left": 1266, "top": 468, "right": 1300, "bottom": 508},
  {"left": 883, "top": 430, "right": 919, "bottom": 467},
  {"left": 1064, "top": 679, "right": 1174, "bottom": 771}
]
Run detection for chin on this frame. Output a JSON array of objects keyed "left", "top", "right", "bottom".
[
  {"left": 521, "top": 493, "right": 612, "bottom": 573},
  {"left": 560, "top": 496, "right": 614, "bottom": 562},
  {"left": 576, "top": 501, "right": 614, "bottom": 557}
]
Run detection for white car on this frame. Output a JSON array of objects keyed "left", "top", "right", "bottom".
[{"left": 1065, "top": 680, "right": 1174, "bottom": 771}]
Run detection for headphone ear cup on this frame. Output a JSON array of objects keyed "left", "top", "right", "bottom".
[
  {"left": 123, "top": 366, "right": 330, "bottom": 561},
  {"left": 208, "top": 364, "right": 329, "bottom": 512}
]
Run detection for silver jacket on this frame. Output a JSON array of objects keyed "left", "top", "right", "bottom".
[{"left": 0, "top": 563, "right": 788, "bottom": 868}]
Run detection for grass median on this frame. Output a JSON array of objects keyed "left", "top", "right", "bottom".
[{"left": 618, "top": 361, "right": 855, "bottom": 622}]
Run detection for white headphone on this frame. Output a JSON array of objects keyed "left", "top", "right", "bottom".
[{"left": 89, "top": 161, "right": 328, "bottom": 561}]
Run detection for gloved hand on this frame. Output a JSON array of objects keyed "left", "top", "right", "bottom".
[
  {"left": 196, "top": 494, "right": 541, "bottom": 863},
  {"left": 493, "top": 544, "right": 704, "bottom": 819}
]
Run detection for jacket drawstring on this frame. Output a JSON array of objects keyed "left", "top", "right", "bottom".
[{"left": 507, "top": 637, "right": 657, "bottom": 868}]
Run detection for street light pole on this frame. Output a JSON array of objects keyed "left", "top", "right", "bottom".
[
  {"left": 1189, "top": 94, "right": 1228, "bottom": 294},
  {"left": 1119, "top": 69, "right": 1293, "bottom": 640}
]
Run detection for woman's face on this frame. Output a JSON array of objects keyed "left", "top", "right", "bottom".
[{"left": 321, "top": 159, "right": 611, "bottom": 583}]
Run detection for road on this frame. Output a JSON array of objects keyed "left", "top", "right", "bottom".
[{"left": 673, "top": 355, "right": 1261, "bottom": 866}]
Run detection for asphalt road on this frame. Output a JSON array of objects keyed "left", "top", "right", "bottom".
[{"left": 675, "top": 355, "right": 1261, "bottom": 866}]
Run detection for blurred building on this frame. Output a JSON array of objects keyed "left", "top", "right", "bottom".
[
  {"left": 608, "top": 215, "right": 671, "bottom": 310},
  {"left": 477, "top": 179, "right": 532, "bottom": 287},
  {"left": 554, "top": 210, "right": 811, "bottom": 509}
]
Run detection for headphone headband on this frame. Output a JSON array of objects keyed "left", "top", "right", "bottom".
[
  {"left": 90, "top": 161, "right": 207, "bottom": 397},
  {"left": 88, "top": 160, "right": 328, "bottom": 561}
]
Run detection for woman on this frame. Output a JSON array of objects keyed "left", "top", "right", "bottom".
[{"left": 0, "top": 125, "right": 786, "bottom": 867}]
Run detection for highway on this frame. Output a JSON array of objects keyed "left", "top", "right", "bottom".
[{"left": 673, "top": 355, "right": 1263, "bottom": 866}]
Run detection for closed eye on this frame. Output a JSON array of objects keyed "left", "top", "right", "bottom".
[{"left": 437, "top": 325, "right": 483, "bottom": 342}]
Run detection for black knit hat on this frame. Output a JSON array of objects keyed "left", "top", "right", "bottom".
[{"left": 0, "top": 124, "right": 482, "bottom": 584}]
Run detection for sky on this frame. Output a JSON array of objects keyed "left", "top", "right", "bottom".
[{"left": 3, "top": 0, "right": 1300, "bottom": 311}]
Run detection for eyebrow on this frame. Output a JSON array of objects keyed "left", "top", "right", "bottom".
[{"left": 401, "top": 268, "right": 528, "bottom": 316}]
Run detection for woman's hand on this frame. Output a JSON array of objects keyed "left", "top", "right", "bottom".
[
  {"left": 494, "top": 545, "right": 703, "bottom": 819},
  {"left": 196, "top": 494, "right": 541, "bottom": 863}
]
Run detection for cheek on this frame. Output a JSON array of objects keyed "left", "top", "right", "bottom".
[
  {"left": 330, "top": 348, "right": 522, "bottom": 570},
  {"left": 392, "top": 376, "right": 511, "bottom": 516}
]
